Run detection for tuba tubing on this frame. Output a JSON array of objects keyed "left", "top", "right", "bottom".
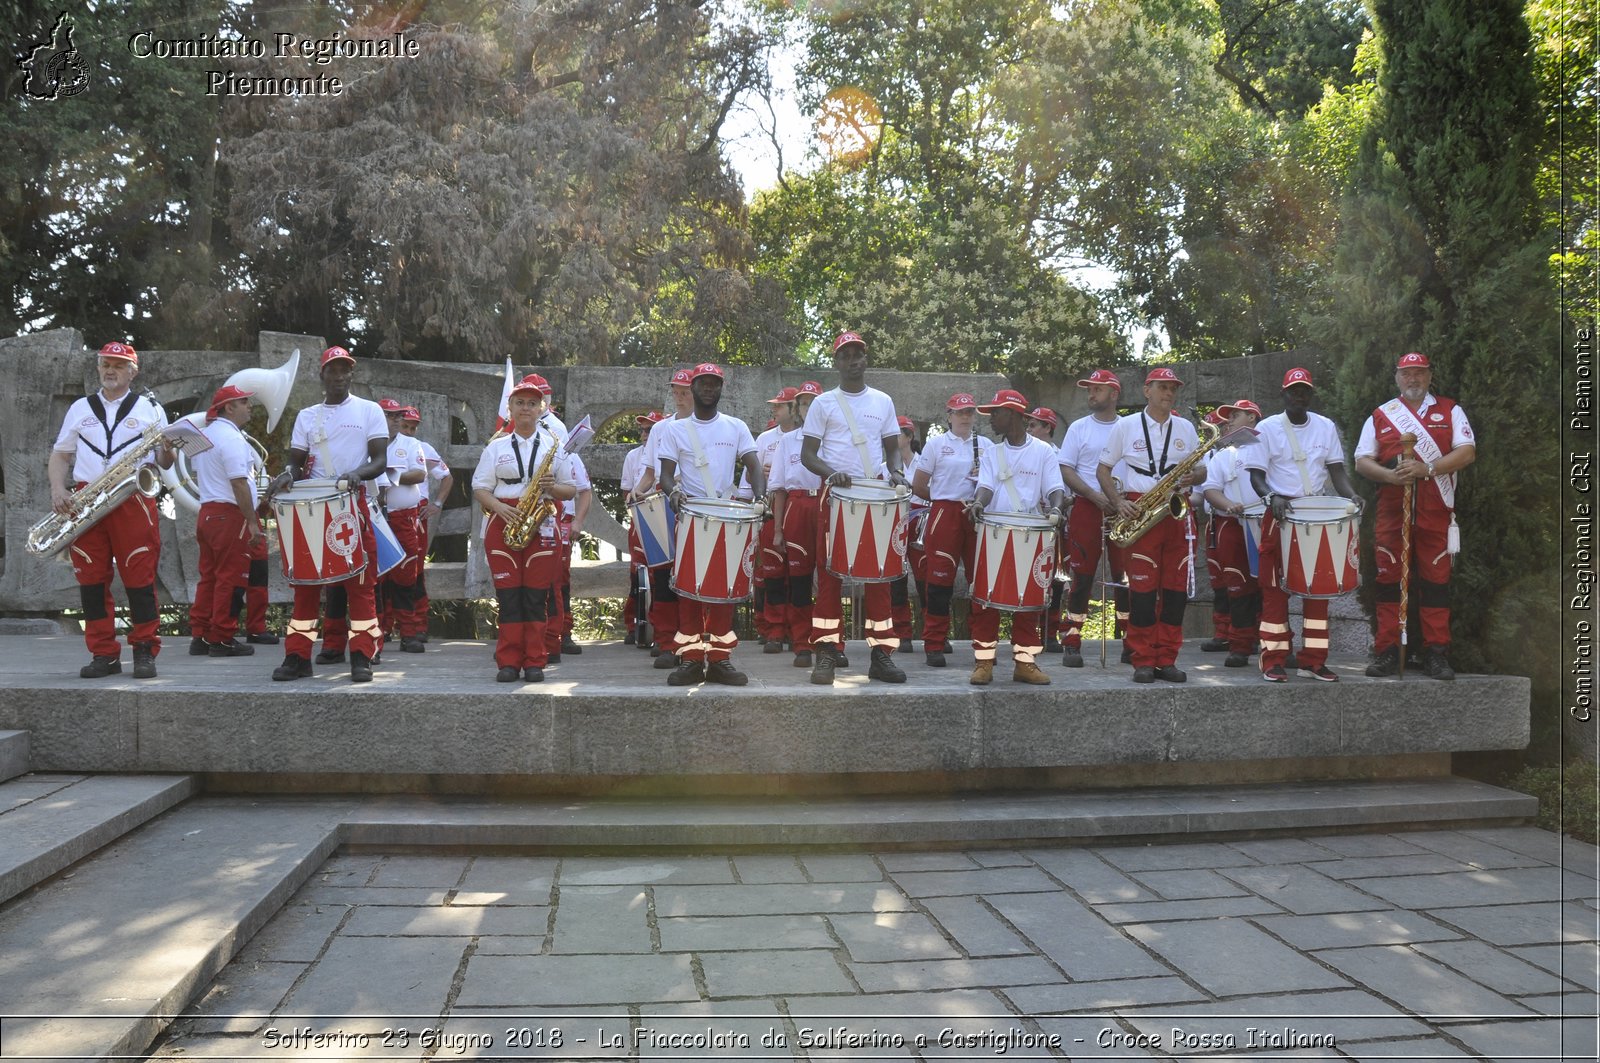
[{"left": 163, "top": 348, "right": 299, "bottom": 513}]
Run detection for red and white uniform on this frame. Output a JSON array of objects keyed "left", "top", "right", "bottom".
[
  {"left": 658, "top": 412, "right": 757, "bottom": 663},
  {"left": 1057, "top": 415, "right": 1129, "bottom": 652},
  {"left": 1355, "top": 394, "right": 1473, "bottom": 653},
  {"left": 1201, "top": 444, "right": 1265, "bottom": 654},
  {"left": 638, "top": 415, "right": 685, "bottom": 651},
  {"left": 472, "top": 427, "right": 575, "bottom": 671},
  {"left": 188, "top": 414, "right": 257, "bottom": 645},
  {"left": 549, "top": 451, "right": 589, "bottom": 653},
  {"left": 917, "top": 429, "right": 989, "bottom": 654},
  {"left": 803, "top": 386, "right": 900, "bottom": 651},
  {"left": 969, "top": 437, "right": 1064, "bottom": 665},
  {"left": 1245, "top": 412, "right": 1347, "bottom": 673},
  {"left": 53, "top": 390, "right": 170, "bottom": 658},
  {"left": 771, "top": 422, "right": 824, "bottom": 652},
  {"left": 621, "top": 443, "right": 647, "bottom": 634},
  {"left": 380, "top": 433, "right": 428, "bottom": 639},
  {"left": 1098, "top": 411, "right": 1200, "bottom": 668},
  {"left": 750, "top": 424, "right": 792, "bottom": 642}
]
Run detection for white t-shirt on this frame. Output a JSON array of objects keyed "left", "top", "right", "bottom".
[
  {"left": 1058, "top": 414, "right": 1125, "bottom": 493},
  {"left": 290, "top": 396, "right": 388, "bottom": 486},
  {"left": 1202, "top": 446, "right": 1265, "bottom": 510},
  {"left": 1098, "top": 411, "right": 1201, "bottom": 495},
  {"left": 979, "top": 436, "right": 1065, "bottom": 514},
  {"left": 53, "top": 390, "right": 170, "bottom": 483},
  {"left": 801, "top": 386, "right": 897, "bottom": 479},
  {"left": 563, "top": 452, "right": 591, "bottom": 518},
  {"left": 193, "top": 416, "right": 257, "bottom": 506},
  {"left": 539, "top": 410, "right": 569, "bottom": 445},
  {"left": 658, "top": 412, "right": 757, "bottom": 499},
  {"left": 416, "top": 439, "right": 448, "bottom": 503},
  {"left": 1245, "top": 412, "right": 1345, "bottom": 497},
  {"left": 384, "top": 434, "right": 427, "bottom": 510},
  {"left": 637, "top": 415, "right": 684, "bottom": 493},
  {"left": 771, "top": 427, "right": 822, "bottom": 492},
  {"left": 621, "top": 445, "right": 645, "bottom": 501},
  {"left": 738, "top": 425, "right": 789, "bottom": 500},
  {"left": 918, "top": 430, "right": 990, "bottom": 502},
  {"left": 1353, "top": 393, "right": 1474, "bottom": 459},
  {"left": 472, "top": 427, "right": 574, "bottom": 497}
]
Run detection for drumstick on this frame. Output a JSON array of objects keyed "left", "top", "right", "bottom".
[{"left": 1398, "top": 432, "right": 1416, "bottom": 679}]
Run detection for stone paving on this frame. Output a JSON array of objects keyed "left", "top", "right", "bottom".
[{"left": 147, "top": 827, "right": 1599, "bottom": 1061}]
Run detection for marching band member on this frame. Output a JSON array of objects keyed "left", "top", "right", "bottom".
[
  {"left": 1025, "top": 406, "right": 1064, "bottom": 653},
  {"left": 268, "top": 346, "right": 389, "bottom": 682},
  {"left": 635, "top": 369, "right": 695, "bottom": 666},
  {"left": 378, "top": 399, "right": 428, "bottom": 653},
  {"left": 890, "top": 415, "right": 922, "bottom": 650},
  {"left": 1096, "top": 367, "right": 1201, "bottom": 684},
  {"left": 186, "top": 384, "right": 265, "bottom": 658},
  {"left": 550, "top": 450, "right": 590, "bottom": 662},
  {"left": 1246, "top": 368, "right": 1362, "bottom": 683},
  {"left": 911, "top": 393, "right": 988, "bottom": 668},
  {"left": 1354, "top": 352, "right": 1476, "bottom": 680},
  {"left": 471, "top": 375, "right": 577, "bottom": 682},
  {"left": 657, "top": 363, "right": 763, "bottom": 686},
  {"left": 755, "top": 388, "right": 801, "bottom": 653},
  {"left": 967, "top": 390, "right": 1065, "bottom": 685},
  {"left": 1200, "top": 400, "right": 1265, "bottom": 668},
  {"left": 769, "top": 380, "right": 825, "bottom": 668},
  {"left": 1058, "top": 369, "right": 1129, "bottom": 668},
  {"left": 620, "top": 412, "right": 660, "bottom": 647},
  {"left": 800, "top": 332, "right": 908, "bottom": 685},
  {"left": 398, "top": 405, "right": 451, "bottom": 640},
  {"left": 1198, "top": 408, "right": 1232, "bottom": 654},
  {"left": 48, "top": 341, "right": 175, "bottom": 679}
]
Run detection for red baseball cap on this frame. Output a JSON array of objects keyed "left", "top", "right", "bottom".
[
  {"left": 691, "top": 362, "right": 723, "bottom": 381},
  {"left": 1282, "top": 367, "right": 1315, "bottom": 390},
  {"left": 509, "top": 374, "right": 546, "bottom": 397},
  {"left": 798, "top": 380, "right": 824, "bottom": 396},
  {"left": 1397, "top": 352, "right": 1431, "bottom": 369},
  {"left": 1028, "top": 407, "right": 1058, "bottom": 429},
  {"left": 1218, "top": 399, "right": 1263, "bottom": 419},
  {"left": 378, "top": 398, "right": 404, "bottom": 412},
  {"left": 670, "top": 368, "right": 694, "bottom": 387},
  {"left": 978, "top": 389, "right": 1029, "bottom": 414},
  {"left": 400, "top": 406, "right": 421, "bottom": 422},
  {"left": 946, "top": 393, "right": 977, "bottom": 411},
  {"left": 320, "top": 345, "right": 355, "bottom": 368},
  {"left": 896, "top": 415, "right": 915, "bottom": 431},
  {"left": 636, "top": 410, "right": 667, "bottom": 426},
  {"left": 1144, "top": 367, "right": 1182, "bottom": 385},
  {"left": 832, "top": 331, "right": 866, "bottom": 354},
  {"left": 767, "top": 386, "right": 800, "bottom": 404},
  {"left": 206, "top": 383, "right": 254, "bottom": 416},
  {"left": 1076, "top": 369, "right": 1121, "bottom": 390},
  {"left": 1203, "top": 408, "right": 1227, "bottom": 425},
  {"left": 97, "top": 341, "right": 138, "bottom": 367}
]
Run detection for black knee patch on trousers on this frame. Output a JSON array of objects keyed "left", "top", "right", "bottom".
[
  {"left": 1230, "top": 590, "right": 1260, "bottom": 628},
  {"left": 1067, "top": 578, "right": 1093, "bottom": 615},
  {"left": 126, "top": 583, "right": 158, "bottom": 625},
  {"left": 248, "top": 558, "right": 269, "bottom": 587},
  {"left": 229, "top": 586, "right": 247, "bottom": 617},
  {"left": 1418, "top": 577, "right": 1450, "bottom": 609},
  {"left": 1129, "top": 589, "right": 1158, "bottom": 627},
  {"left": 789, "top": 575, "right": 812, "bottom": 609},
  {"left": 764, "top": 577, "right": 788, "bottom": 606},
  {"left": 523, "top": 586, "right": 549, "bottom": 623},
  {"left": 651, "top": 565, "right": 677, "bottom": 603},
  {"left": 496, "top": 588, "right": 525, "bottom": 624},
  {"left": 79, "top": 582, "right": 109, "bottom": 621},
  {"left": 389, "top": 582, "right": 416, "bottom": 612},
  {"left": 325, "top": 585, "right": 348, "bottom": 620},
  {"left": 926, "top": 583, "right": 953, "bottom": 617},
  {"left": 889, "top": 575, "right": 909, "bottom": 607},
  {"left": 1374, "top": 581, "right": 1401, "bottom": 603},
  {"left": 1159, "top": 588, "right": 1187, "bottom": 627},
  {"left": 1212, "top": 586, "right": 1230, "bottom": 614}
]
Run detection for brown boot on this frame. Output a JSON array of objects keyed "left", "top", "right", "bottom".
[
  {"left": 1012, "top": 660, "right": 1051, "bottom": 685},
  {"left": 969, "top": 660, "right": 994, "bottom": 686}
]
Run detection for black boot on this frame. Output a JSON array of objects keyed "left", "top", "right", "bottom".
[
  {"left": 706, "top": 660, "right": 748, "bottom": 686},
  {"left": 401, "top": 636, "right": 426, "bottom": 654},
  {"left": 188, "top": 636, "right": 210, "bottom": 656},
  {"left": 1424, "top": 646, "right": 1456, "bottom": 681},
  {"left": 246, "top": 631, "right": 280, "bottom": 645},
  {"left": 79, "top": 655, "right": 121, "bottom": 679},
  {"left": 350, "top": 651, "right": 373, "bottom": 683},
  {"left": 1364, "top": 646, "right": 1401, "bottom": 678},
  {"left": 131, "top": 643, "right": 157, "bottom": 679},
  {"left": 315, "top": 647, "right": 345, "bottom": 664},
  {"left": 208, "top": 640, "right": 255, "bottom": 657},
  {"left": 667, "top": 659, "right": 706, "bottom": 686},
  {"left": 273, "top": 654, "right": 313, "bottom": 681},
  {"left": 809, "top": 644, "right": 838, "bottom": 686},
  {"left": 868, "top": 647, "right": 906, "bottom": 683}
]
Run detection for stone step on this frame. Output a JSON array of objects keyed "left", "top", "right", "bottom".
[
  {"left": 0, "top": 795, "right": 352, "bottom": 1061},
  {"left": 0, "top": 729, "right": 28, "bottom": 783},
  {"left": 0, "top": 773, "right": 197, "bottom": 906}
]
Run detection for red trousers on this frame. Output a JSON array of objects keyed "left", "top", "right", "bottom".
[
  {"left": 1119, "top": 497, "right": 1191, "bottom": 668},
  {"left": 782, "top": 492, "right": 821, "bottom": 651},
  {"left": 674, "top": 599, "right": 737, "bottom": 662},
  {"left": 756, "top": 517, "right": 787, "bottom": 641},
  {"left": 1062, "top": 496, "right": 1128, "bottom": 651},
  {"left": 485, "top": 509, "right": 560, "bottom": 669},
  {"left": 1211, "top": 516, "right": 1261, "bottom": 654},
  {"left": 380, "top": 505, "right": 427, "bottom": 637},
  {"left": 69, "top": 489, "right": 162, "bottom": 657},
  {"left": 545, "top": 516, "right": 575, "bottom": 654},
  {"left": 1373, "top": 498, "right": 1453, "bottom": 651},
  {"left": 969, "top": 606, "right": 1042, "bottom": 663},
  {"left": 1258, "top": 510, "right": 1328, "bottom": 671},
  {"left": 191, "top": 501, "right": 250, "bottom": 643},
  {"left": 245, "top": 533, "right": 269, "bottom": 635},
  {"left": 811, "top": 489, "right": 897, "bottom": 651},
  {"left": 920, "top": 500, "right": 975, "bottom": 653},
  {"left": 287, "top": 495, "right": 379, "bottom": 661}
]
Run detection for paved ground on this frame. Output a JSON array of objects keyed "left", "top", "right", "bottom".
[{"left": 147, "top": 827, "right": 1598, "bottom": 1061}]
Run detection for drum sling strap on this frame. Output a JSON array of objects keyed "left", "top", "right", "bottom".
[
  {"left": 834, "top": 390, "right": 881, "bottom": 481},
  {"left": 681, "top": 416, "right": 724, "bottom": 499},
  {"left": 990, "top": 442, "right": 1026, "bottom": 513},
  {"left": 1279, "top": 415, "right": 1319, "bottom": 496}
]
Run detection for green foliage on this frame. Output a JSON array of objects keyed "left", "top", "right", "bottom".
[
  {"left": 1505, "top": 760, "right": 1600, "bottom": 844},
  {"left": 1525, "top": 0, "right": 1598, "bottom": 323}
]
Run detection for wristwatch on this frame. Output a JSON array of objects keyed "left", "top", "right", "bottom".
[{"left": 1425, "top": 460, "right": 1437, "bottom": 478}]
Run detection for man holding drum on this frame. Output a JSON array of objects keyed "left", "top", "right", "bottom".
[
  {"left": 657, "top": 363, "right": 764, "bottom": 687},
  {"left": 801, "top": 332, "right": 909, "bottom": 686},
  {"left": 187, "top": 384, "right": 267, "bottom": 658},
  {"left": 472, "top": 375, "right": 579, "bottom": 682},
  {"left": 620, "top": 411, "right": 662, "bottom": 648},
  {"left": 1201, "top": 400, "right": 1266, "bottom": 668},
  {"left": 1059, "top": 369, "right": 1130, "bottom": 669},
  {"left": 398, "top": 405, "right": 452, "bottom": 639},
  {"left": 378, "top": 399, "right": 429, "bottom": 654},
  {"left": 634, "top": 368, "right": 696, "bottom": 667},
  {"left": 769, "top": 380, "right": 825, "bottom": 668},
  {"left": 912, "top": 392, "right": 989, "bottom": 668},
  {"left": 1353, "top": 352, "right": 1475, "bottom": 681},
  {"left": 1247, "top": 368, "right": 1363, "bottom": 683},
  {"left": 268, "top": 345, "right": 390, "bottom": 682},
  {"left": 968, "top": 390, "right": 1066, "bottom": 685},
  {"left": 754, "top": 387, "right": 801, "bottom": 654},
  {"left": 1025, "top": 407, "right": 1064, "bottom": 653}
]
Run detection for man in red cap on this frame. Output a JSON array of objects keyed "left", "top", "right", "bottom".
[
  {"left": 890, "top": 414, "right": 923, "bottom": 649},
  {"left": 621, "top": 411, "right": 665, "bottom": 647},
  {"left": 185, "top": 385, "right": 266, "bottom": 657},
  {"left": 48, "top": 341, "right": 175, "bottom": 679},
  {"left": 1354, "top": 353, "right": 1476, "bottom": 680},
  {"left": 1024, "top": 407, "right": 1063, "bottom": 650},
  {"left": 1200, "top": 400, "right": 1265, "bottom": 667},
  {"left": 266, "top": 345, "right": 390, "bottom": 682},
  {"left": 1058, "top": 369, "right": 1129, "bottom": 668},
  {"left": 769, "top": 380, "right": 825, "bottom": 666},
  {"left": 968, "top": 389, "right": 1066, "bottom": 685},
  {"left": 396, "top": 405, "right": 452, "bottom": 639},
  {"left": 1246, "top": 368, "right": 1363, "bottom": 682},
  {"left": 911, "top": 392, "right": 988, "bottom": 667},
  {"left": 751, "top": 386, "right": 802, "bottom": 652},
  {"left": 1096, "top": 367, "right": 1201, "bottom": 682},
  {"left": 1198, "top": 408, "right": 1233, "bottom": 654},
  {"left": 801, "top": 332, "right": 908, "bottom": 684},
  {"left": 471, "top": 375, "right": 579, "bottom": 682},
  {"left": 378, "top": 399, "right": 429, "bottom": 653},
  {"left": 632, "top": 368, "right": 695, "bottom": 665}
]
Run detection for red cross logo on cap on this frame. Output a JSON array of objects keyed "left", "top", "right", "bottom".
[
  {"left": 1396, "top": 352, "right": 1431, "bottom": 369},
  {"left": 1282, "top": 368, "right": 1314, "bottom": 389}
]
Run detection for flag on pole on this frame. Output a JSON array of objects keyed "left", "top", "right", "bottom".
[{"left": 492, "top": 356, "right": 515, "bottom": 435}]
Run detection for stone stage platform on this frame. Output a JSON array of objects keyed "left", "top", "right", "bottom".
[{"left": 0, "top": 635, "right": 1529, "bottom": 798}]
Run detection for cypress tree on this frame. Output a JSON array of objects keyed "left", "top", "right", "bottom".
[{"left": 1313, "top": 0, "right": 1560, "bottom": 707}]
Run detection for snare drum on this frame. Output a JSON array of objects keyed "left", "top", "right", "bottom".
[
  {"left": 971, "top": 511, "right": 1057, "bottom": 612},
  {"left": 271, "top": 478, "right": 368, "bottom": 586},
  {"left": 1279, "top": 496, "right": 1360, "bottom": 598},
  {"left": 629, "top": 491, "right": 677, "bottom": 569},
  {"left": 367, "top": 505, "right": 407, "bottom": 578},
  {"left": 1239, "top": 501, "right": 1267, "bottom": 579},
  {"left": 824, "top": 481, "right": 910, "bottom": 583},
  {"left": 671, "top": 498, "right": 765, "bottom": 603}
]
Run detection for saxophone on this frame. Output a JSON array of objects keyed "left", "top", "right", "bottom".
[
  {"left": 28, "top": 419, "right": 168, "bottom": 558},
  {"left": 501, "top": 430, "right": 563, "bottom": 550},
  {"left": 1108, "top": 419, "right": 1222, "bottom": 547}
]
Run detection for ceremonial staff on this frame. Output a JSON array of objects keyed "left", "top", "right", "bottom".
[{"left": 1398, "top": 432, "right": 1416, "bottom": 679}]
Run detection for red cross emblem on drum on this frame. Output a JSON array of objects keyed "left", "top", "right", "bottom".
[{"left": 326, "top": 512, "right": 361, "bottom": 558}]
